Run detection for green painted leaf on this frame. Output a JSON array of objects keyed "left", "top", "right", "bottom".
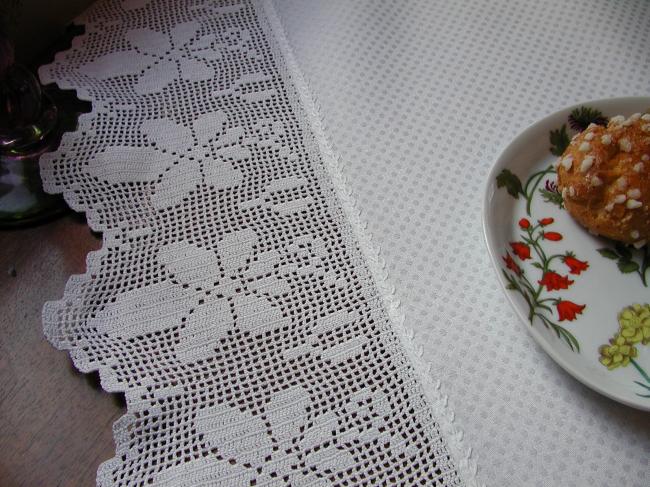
[
  {"left": 557, "top": 326, "right": 580, "bottom": 352},
  {"left": 615, "top": 242, "right": 632, "bottom": 260},
  {"left": 549, "top": 124, "right": 570, "bottom": 156},
  {"left": 566, "top": 333, "right": 580, "bottom": 352},
  {"left": 502, "top": 269, "right": 516, "bottom": 284},
  {"left": 531, "top": 262, "right": 543, "bottom": 269},
  {"left": 539, "top": 187, "right": 564, "bottom": 209},
  {"left": 496, "top": 169, "right": 523, "bottom": 198},
  {"left": 617, "top": 260, "right": 639, "bottom": 273},
  {"left": 597, "top": 248, "right": 619, "bottom": 260}
]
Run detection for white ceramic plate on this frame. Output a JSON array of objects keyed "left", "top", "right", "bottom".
[{"left": 483, "top": 97, "right": 650, "bottom": 411}]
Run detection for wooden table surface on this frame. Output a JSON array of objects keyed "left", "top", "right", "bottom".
[{"left": 0, "top": 214, "right": 124, "bottom": 487}]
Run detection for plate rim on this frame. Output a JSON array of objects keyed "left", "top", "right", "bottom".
[{"left": 482, "top": 96, "right": 650, "bottom": 411}]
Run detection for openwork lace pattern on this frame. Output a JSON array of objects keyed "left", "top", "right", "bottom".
[{"left": 39, "top": 0, "right": 465, "bottom": 485}]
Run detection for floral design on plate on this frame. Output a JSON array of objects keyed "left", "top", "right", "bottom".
[
  {"left": 597, "top": 242, "right": 650, "bottom": 287},
  {"left": 599, "top": 304, "right": 650, "bottom": 398},
  {"left": 501, "top": 215, "right": 587, "bottom": 351},
  {"left": 484, "top": 96, "right": 650, "bottom": 410},
  {"left": 497, "top": 125, "right": 590, "bottom": 352},
  {"left": 497, "top": 104, "right": 650, "bottom": 351}
]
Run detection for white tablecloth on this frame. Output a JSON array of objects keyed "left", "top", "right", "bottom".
[{"left": 273, "top": 0, "right": 650, "bottom": 485}]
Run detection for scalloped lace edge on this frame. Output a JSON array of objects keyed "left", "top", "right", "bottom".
[{"left": 37, "top": 9, "right": 155, "bottom": 486}]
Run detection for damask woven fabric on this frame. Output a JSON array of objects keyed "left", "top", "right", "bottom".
[
  {"left": 272, "top": 1, "right": 650, "bottom": 486},
  {"left": 38, "top": 0, "right": 473, "bottom": 486}
]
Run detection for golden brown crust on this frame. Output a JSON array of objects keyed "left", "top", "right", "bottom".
[{"left": 556, "top": 113, "right": 650, "bottom": 246}]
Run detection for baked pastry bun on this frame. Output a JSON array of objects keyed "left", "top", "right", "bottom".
[{"left": 556, "top": 112, "right": 650, "bottom": 247}]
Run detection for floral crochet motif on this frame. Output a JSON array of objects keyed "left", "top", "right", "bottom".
[{"left": 80, "top": 21, "right": 223, "bottom": 94}]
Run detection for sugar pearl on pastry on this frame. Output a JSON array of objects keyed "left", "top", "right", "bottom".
[
  {"left": 561, "top": 156, "right": 573, "bottom": 170},
  {"left": 627, "top": 199, "right": 642, "bottom": 209},
  {"left": 580, "top": 156, "right": 594, "bottom": 172},
  {"left": 627, "top": 188, "right": 641, "bottom": 199},
  {"left": 619, "top": 138, "right": 632, "bottom": 152}
]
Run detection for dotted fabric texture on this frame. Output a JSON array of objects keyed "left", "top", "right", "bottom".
[
  {"left": 38, "top": 0, "right": 470, "bottom": 485},
  {"left": 272, "top": 0, "right": 650, "bottom": 486}
]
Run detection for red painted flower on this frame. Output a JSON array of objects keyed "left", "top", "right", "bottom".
[
  {"left": 519, "top": 218, "right": 530, "bottom": 229},
  {"left": 556, "top": 300, "right": 585, "bottom": 321},
  {"left": 510, "top": 242, "right": 531, "bottom": 260},
  {"left": 538, "top": 271, "right": 574, "bottom": 291},
  {"left": 503, "top": 253, "right": 521, "bottom": 275},
  {"left": 542, "top": 231, "right": 563, "bottom": 241},
  {"left": 538, "top": 217, "right": 554, "bottom": 226},
  {"left": 563, "top": 254, "right": 589, "bottom": 275}
]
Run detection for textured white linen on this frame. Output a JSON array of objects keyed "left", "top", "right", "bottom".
[
  {"left": 272, "top": 1, "right": 650, "bottom": 486},
  {"left": 38, "top": 0, "right": 476, "bottom": 485}
]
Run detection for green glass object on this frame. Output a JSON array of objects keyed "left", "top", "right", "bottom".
[{"left": 0, "top": 38, "right": 66, "bottom": 227}]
